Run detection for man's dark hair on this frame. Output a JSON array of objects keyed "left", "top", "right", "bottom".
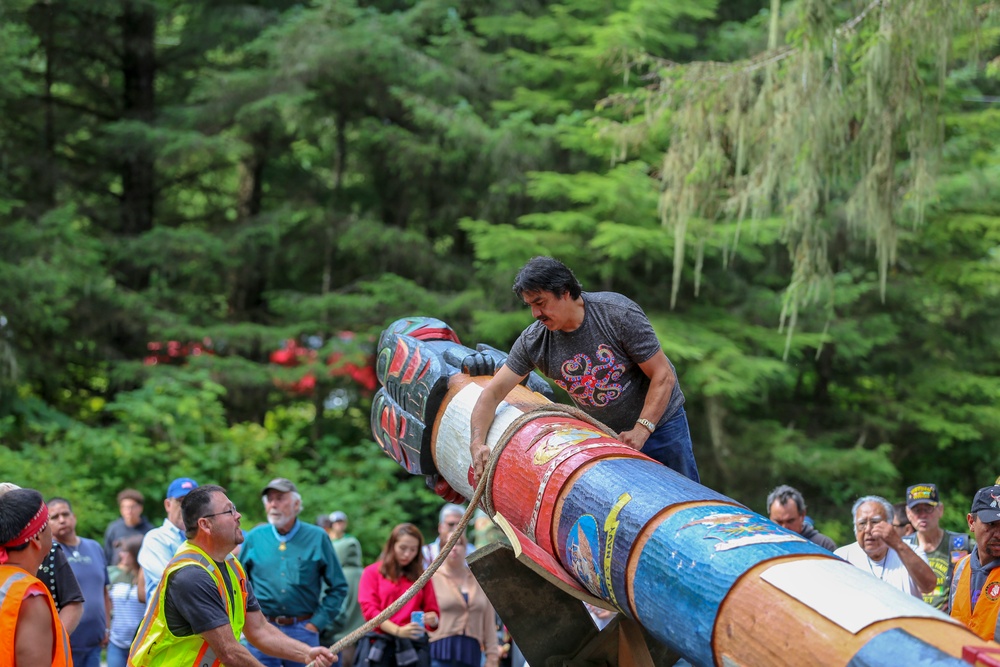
[
  {"left": 512, "top": 256, "right": 583, "bottom": 300},
  {"left": 0, "top": 488, "right": 44, "bottom": 544},
  {"left": 47, "top": 497, "right": 74, "bottom": 513},
  {"left": 181, "top": 484, "right": 227, "bottom": 538},
  {"left": 892, "top": 502, "right": 910, "bottom": 526},
  {"left": 116, "top": 488, "right": 144, "bottom": 505},
  {"left": 766, "top": 485, "right": 806, "bottom": 514}
]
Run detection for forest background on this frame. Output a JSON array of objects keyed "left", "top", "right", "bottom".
[{"left": 1, "top": 0, "right": 999, "bottom": 558}]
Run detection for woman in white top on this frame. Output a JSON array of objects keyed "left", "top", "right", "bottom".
[{"left": 107, "top": 535, "right": 146, "bottom": 667}]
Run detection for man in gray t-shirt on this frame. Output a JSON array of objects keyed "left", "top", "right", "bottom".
[{"left": 470, "top": 256, "right": 699, "bottom": 483}]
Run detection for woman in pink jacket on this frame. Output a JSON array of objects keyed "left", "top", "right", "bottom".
[{"left": 358, "top": 523, "right": 440, "bottom": 667}]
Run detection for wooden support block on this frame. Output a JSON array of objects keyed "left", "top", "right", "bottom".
[
  {"left": 469, "top": 542, "right": 598, "bottom": 666},
  {"left": 469, "top": 543, "right": 681, "bottom": 667}
]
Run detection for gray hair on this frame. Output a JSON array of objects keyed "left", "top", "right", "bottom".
[
  {"left": 766, "top": 485, "right": 806, "bottom": 514},
  {"left": 439, "top": 503, "right": 465, "bottom": 523},
  {"left": 851, "top": 495, "right": 894, "bottom": 525},
  {"left": 0, "top": 482, "right": 22, "bottom": 496}
]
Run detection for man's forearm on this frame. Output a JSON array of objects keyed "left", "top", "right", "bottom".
[
  {"left": 315, "top": 579, "right": 348, "bottom": 631},
  {"left": 470, "top": 396, "right": 497, "bottom": 450},
  {"left": 59, "top": 601, "right": 83, "bottom": 634},
  {"left": 635, "top": 351, "right": 676, "bottom": 426},
  {"left": 896, "top": 546, "right": 936, "bottom": 593},
  {"left": 247, "top": 622, "right": 315, "bottom": 664}
]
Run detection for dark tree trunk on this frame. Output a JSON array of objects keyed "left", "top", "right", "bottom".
[
  {"left": 42, "top": 3, "right": 57, "bottom": 206},
  {"left": 228, "top": 129, "right": 270, "bottom": 320},
  {"left": 120, "top": 0, "right": 156, "bottom": 237}
]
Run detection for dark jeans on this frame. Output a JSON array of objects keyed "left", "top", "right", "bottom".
[
  {"left": 249, "top": 619, "right": 320, "bottom": 667},
  {"left": 640, "top": 407, "right": 700, "bottom": 483},
  {"left": 72, "top": 647, "right": 102, "bottom": 667}
]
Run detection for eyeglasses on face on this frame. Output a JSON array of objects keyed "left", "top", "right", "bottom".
[
  {"left": 854, "top": 517, "right": 885, "bottom": 531},
  {"left": 892, "top": 521, "right": 910, "bottom": 529},
  {"left": 203, "top": 506, "right": 238, "bottom": 519}
]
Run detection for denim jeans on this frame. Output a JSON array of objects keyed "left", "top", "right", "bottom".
[
  {"left": 72, "top": 646, "right": 102, "bottom": 667},
  {"left": 249, "top": 620, "right": 319, "bottom": 667},
  {"left": 639, "top": 407, "right": 700, "bottom": 482},
  {"left": 106, "top": 643, "right": 130, "bottom": 667}
]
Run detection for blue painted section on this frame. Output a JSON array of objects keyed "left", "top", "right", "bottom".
[
  {"left": 555, "top": 459, "right": 734, "bottom": 615},
  {"left": 847, "top": 628, "right": 968, "bottom": 667},
  {"left": 631, "top": 505, "right": 829, "bottom": 667}
]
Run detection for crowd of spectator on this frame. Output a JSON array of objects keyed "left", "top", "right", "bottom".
[{"left": 3, "top": 475, "right": 999, "bottom": 667}]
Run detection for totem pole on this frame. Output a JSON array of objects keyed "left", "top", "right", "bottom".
[{"left": 371, "top": 317, "right": 1000, "bottom": 667}]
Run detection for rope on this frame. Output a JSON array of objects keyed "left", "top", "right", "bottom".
[
  {"left": 307, "top": 403, "right": 616, "bottom": 667},
  {"left": 305, "top": 441, "right": 495, "bottom": 666}
]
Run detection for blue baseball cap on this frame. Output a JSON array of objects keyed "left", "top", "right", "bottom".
[{"left": 166, "top": 478, "right": 198, "bottom": 499}]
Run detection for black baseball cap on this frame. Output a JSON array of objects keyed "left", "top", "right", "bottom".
[
  {"left": 971, "top": 486, "right": 1000, "bottom": 524},
  {"left": 906, "top": 483, "right": 940, "bottom": 508}
]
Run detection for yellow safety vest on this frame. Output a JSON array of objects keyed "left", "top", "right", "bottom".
[
  {"left": 0, "top": 565, "right": 72, "bottom": 667},
  {"left": 128, "top": 542, "right": 248, "bottom": 667}
]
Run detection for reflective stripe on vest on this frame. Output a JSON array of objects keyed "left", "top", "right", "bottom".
[
  {"left": 0, "top": 566, "right": 72, "bottom": 667},
  {"left": 128, "top": 542, "right": 247, "bottom": 667},
  {"left": 950, "top": 553, "right": 1000, "bottom": 641}
]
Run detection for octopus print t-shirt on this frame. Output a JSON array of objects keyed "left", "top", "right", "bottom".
[{"left": 505, "top": 291, "right": 684, "bottom": 434}]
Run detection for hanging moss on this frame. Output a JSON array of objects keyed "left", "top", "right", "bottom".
[{"left": 599, "top": 0, "right": 981, "bottom": 355}]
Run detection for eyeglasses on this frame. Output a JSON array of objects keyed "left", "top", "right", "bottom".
[
  {"left": 855, "top": 517, "right": 885, "bottom": 531},
  {"left": 892, "top": 521, "right": 910, "bottom": 529},
  {"left": 203, "top": 506, "right": 238, "bottom": 519}
]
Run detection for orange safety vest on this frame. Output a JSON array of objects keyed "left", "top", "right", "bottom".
[
  {"left": 0, "top": 565, "right": 73, "bottom": 667},
  {"left": 950, "top": 553, "right": 1000, "bottom": 640}
]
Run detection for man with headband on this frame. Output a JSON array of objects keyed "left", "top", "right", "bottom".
[{"left": 0, "top": 487, "right": 72, "bottom": 666}]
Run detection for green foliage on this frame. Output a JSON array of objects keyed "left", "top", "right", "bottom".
[{"left": 0, "top": 0, "right": 998, "bottom": 553}]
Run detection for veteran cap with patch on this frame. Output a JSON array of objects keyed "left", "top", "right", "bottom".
[{"left": 906, "top": 483, "right": 939, "bottom": 508}]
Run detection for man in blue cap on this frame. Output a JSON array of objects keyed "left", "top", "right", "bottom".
[{"left": 137, "top": 477, "right": 199, "bottom": 605}]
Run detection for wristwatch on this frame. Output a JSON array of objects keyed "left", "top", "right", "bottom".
[{"left": 636, "top": 418, "right": 656, "bottom": 434}]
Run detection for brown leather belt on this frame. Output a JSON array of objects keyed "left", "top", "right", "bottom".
[{"left": 266, "top": 614, "right": 313, "bottom": 626}]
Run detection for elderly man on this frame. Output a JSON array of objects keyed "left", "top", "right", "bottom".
[
  {"left": 766, "top": 485, "right": 836, "bottom": 551},
  {"left": 949, "top": 485, "right": 1000, "bottom": 640},
  {"left": 470, "top": 256, "right": 699, "bottom": 483},
  {"left": 422, "top": 503, "right": 476, "bottom": 567},
  {"left": 0, "top": 487, "right": 72, "bottom": 667},
  {"left": 49, "top": 496, "right": 112, "bottom": 667},
  {"left": 240, "top": 478, "right": 347, "bottom": 667},
  {"left": 834, "top": 495, "right": 936, "bottom": 597},
  {"left": 902, "top": 483, "right": 970, "bottom": 611},
  {"left": 137, "top": 476, "right": 199, "bottom": 605},
  {"left": 129, "top": 485, "right": 336, "bottom": 666}
]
